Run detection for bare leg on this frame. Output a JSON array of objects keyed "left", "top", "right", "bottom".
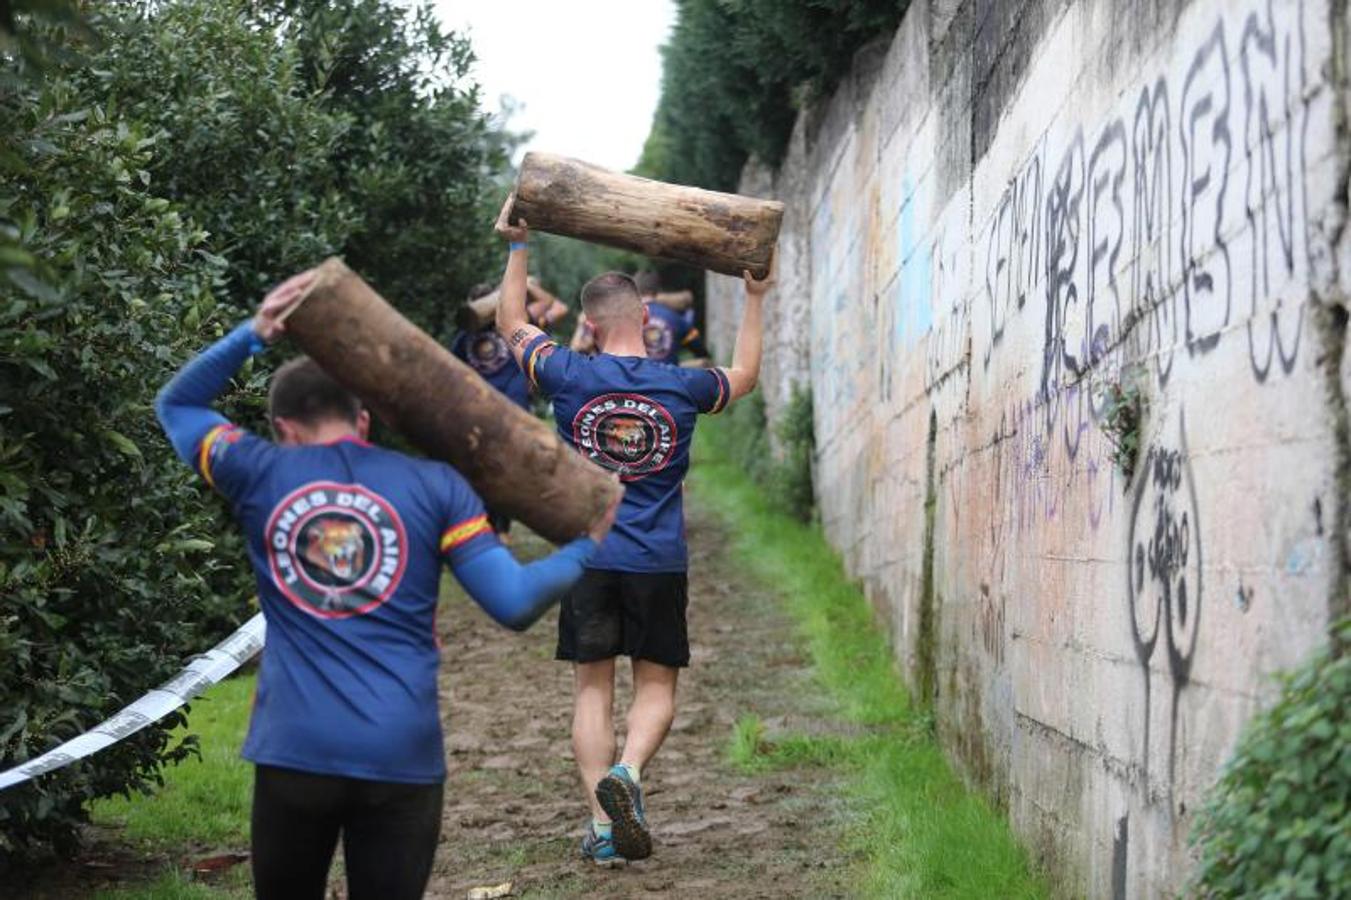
[
  {"left": 572, "top": 659, "right": 617, "bottom": 821},
  {"left": 620, "top": 659, "right": 679, "bottom": 772}
]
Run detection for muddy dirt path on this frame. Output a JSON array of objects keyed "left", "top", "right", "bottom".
[{"left": 426, "top": 499, "right": 848, "bottom": 899}]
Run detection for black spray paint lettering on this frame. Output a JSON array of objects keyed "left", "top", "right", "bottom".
[
  {"left": 1127, "top": 410, "right": 1203, "bottom": 798},
  {"left": 1180, "top": 22, "right": 1233, "bottom": 355},
  {"left": 1240, "top": 0, "right": 1307, "bottom": 382}
]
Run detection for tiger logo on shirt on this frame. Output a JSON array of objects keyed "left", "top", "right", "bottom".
[
  {"left": 303, "top": 518, "right": 365, "bottom": 582},
  {"left": 266, "top": 482, "right": 408, "bottom": 619},
  {"left": 573, "top": 393, "right": 677, "bottom": 481}
]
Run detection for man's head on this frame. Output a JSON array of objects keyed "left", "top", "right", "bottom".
[
  {"left": 633, "top": 270, "right": 661, "bottom": 298},
  {"left": 268, "top": 356, "right": 370, "bottom": 446},
  {"left": 580, "top": 271, "right": 647, "bottom": 351}
]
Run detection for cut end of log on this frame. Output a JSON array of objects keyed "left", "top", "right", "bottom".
[{"left": 280, "top": 257, "right": 352, "bottom": 326}]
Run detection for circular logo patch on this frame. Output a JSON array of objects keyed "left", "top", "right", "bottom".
[
  {"left": 468, "top": 331, "right": 511, "bottom": 376},
  {"left": 265, "top": 482, "right": 407, "bottom": 619},
  {"left": 643, "top": 318, "right": 674, "bottom": 360},
  {"left": 572, "top": 393, "right": 677, "bottom": 481}
]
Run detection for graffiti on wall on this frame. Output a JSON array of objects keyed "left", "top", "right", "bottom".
[{"left": 1127, "top": 411, "right": 1203, "bottom": 793}]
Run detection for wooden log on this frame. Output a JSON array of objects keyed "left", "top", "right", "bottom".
[
  {"left": 456, "top": 290, "right": 500, "bottom": 332},
  {"left": 651, "top": 290, "right": 694, "bottom": 313},
  {"left": 286, "top": 258, "right": 620, "bottom": 544},
  {"left": 454, "top": 279, "right": 556, "bottom": 332},
  {"left": 510, "top": 152, "right": 782, "bottom": 279}
]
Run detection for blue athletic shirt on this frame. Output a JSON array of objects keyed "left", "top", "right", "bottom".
[
  {"left": 522, "top": 334, "right": 731, "bottom": 572},
  {"left": 156, "top": 322, "right": 595, "bottom": 785},
  {"left": 202, "top": 428, "right": 498, "bottom": 783},
  {"left": 452, "top": 326, "right": 530, "bottom": 409},
  {"left": 643, "top": 302, "right": 701, "bottom": 365}
]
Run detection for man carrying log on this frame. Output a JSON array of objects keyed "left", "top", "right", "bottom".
[
  {"left": 155, "top": 271, "right": 618, "bottom": 900},
  {"left": 452, "top": 280, "right": 568, "bottom": 412},
  {"left": 451, "top": 280, "right": 567, "bottom": 538},
  {"left": 493, "top": 197, "right": 773, "bottom": 866},
  {"left": 634, "top": 271, "right": 710, "bottom": 367}
]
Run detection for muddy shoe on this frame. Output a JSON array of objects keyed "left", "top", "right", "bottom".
[
  {"left": 595, "top": 765, "right": 652, "bottom": 860},
  {"left": 580, "top": 823, "right": 627, "bottom": 868}
]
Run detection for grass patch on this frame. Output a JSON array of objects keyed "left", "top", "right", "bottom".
[
  {"left": 91, "top": 675, "right": 255, "bottom": 850},
  {"left": 91, "top": 866, "right": 251, "bottom": 900},
  {"left": 693, "top": 419, "right": 1047, "bottom": 898}
]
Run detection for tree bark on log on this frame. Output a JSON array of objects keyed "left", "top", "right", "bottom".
[
  {"left": 455, "top": 291, "right": 500, "bottom": 332},
  {"left": 454, "top": 280, "right": 559, "bottom": 332},
  {"left": 510, "top": 153, "right": 782, "bottom": 279},
  {"left": 286, "top": 258, "right": 620, "bottom": 544}
]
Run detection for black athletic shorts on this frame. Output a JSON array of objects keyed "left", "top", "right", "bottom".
[
  {"left": 251, "top": 764, "right": 443, "bottom": 900},
  {"left": 556, "top": 568, "right": 690, "bottom": 667}
]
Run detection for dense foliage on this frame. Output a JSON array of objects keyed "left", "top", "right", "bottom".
[
  {"left": 1190, "top": 623, "right": 1351, "bottom": 898},
  {"left": 0, "top": 0, "right": 511, "bottom": 861},
  {"left": 637, "top": 0, "right": 908, "bottom": 190},
  {"left": 720, "top": 385, "right": 815, "bottom": 522}
]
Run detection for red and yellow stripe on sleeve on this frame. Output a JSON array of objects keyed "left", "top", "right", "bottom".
[
  {"left": 524, "top": 339, "right": 556, "bottom": 389},
  {"left": 440, "top": 515, "right": 491, "bottom": 554},
  {"left": 197, "top": 424, "right": 237, "bottom": 488},
  {"left": 709, "top": 368, "right": 731, "bottom": 414}
]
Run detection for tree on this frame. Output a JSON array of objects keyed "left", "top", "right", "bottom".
[{"left": 0, "top": 0, "right": 515, "bottom": 860}]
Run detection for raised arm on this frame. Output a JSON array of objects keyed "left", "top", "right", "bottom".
[
  {"left": 450, "top": 490, "right": 620, "bottom": 631},
  {"left": 525, "top": 278, "right": 569, "bottom": 330},
  {"left": 493, "top": 194, "right": 546, "bottom": 367},
  {"left": 722, "top": 251, "right": 776, "bottom": 403},
  {"left": 155, "top": 271, "right": 313, "bottom": 463}
]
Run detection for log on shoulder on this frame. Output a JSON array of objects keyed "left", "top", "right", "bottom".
[
  {"left": 287, "top": 258, "right": 619, "bottom": 544},
  {"left": 510, "top": 152, "right": 782, "bottom": 279}
]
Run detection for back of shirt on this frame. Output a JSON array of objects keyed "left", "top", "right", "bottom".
[
  {"left": 643, "top": 302, "right": 700, "bottom": 365},
  {"left": 522, "top": 335, "right": 730, "bottom": 572},
  {"left": 452, "top": 327, "right": 530, "bottom": 408},
  {"left": 198, "top": 429, "right": 496, "bottom": 783}
]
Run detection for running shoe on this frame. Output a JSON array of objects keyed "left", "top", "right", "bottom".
[
  {"left": 594, "top": 765, "right": 653, "bottom": 860},
  {"left": 580, "top": 822, "right": 626, "bottom": 868}
]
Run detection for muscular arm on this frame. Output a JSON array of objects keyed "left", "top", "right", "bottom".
[
  {"left": 493, "top": 196, "right": 546, "bottom": 367},
  {"left": 722, "top": 292, "right": 765, "bottom": 402},
  {"left": 155, "top": 321, "right": 262, "bottom": 464},
  {"left": 525, "top": 279, "right": 568, "bottom": 330},
  {"left": 722, "top": 254, "right": 776, "bottom": 403},
  {"left": 452, "top": 538, "right": 595, "bottom": 631}
]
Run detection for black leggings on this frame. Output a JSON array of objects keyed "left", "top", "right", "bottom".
[{"left": 251, "top": 764, "right": 443, "bottom": 900}]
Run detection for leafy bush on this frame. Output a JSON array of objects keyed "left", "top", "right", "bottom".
[
  {"left": 638, "top": 0, "right": 908, "bottom": 190},
  {"left": 1190, "top": 621, "right": 1351, "bottom": 897},
  {"left": 0, "top": 0, "right": 512, "bottom": 862},
  {"left": 720, "top": 384, "right": 816, "bottom": 521},
  {"left": 264, "top": 0, "right": 515, "bottom": 343},
  {"left": 0, "top": 77, "right": 242, "bottom": 860}
]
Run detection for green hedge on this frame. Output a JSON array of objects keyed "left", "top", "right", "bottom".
[
  {"left": 719, "top": 385, "right": 816, "bottom": 522},
  {"left": 0, "top": 0, "right": 509, "bottom": 861},
  {"left": 637, "top": 0, "right": 908, "bottom": 190},
  {"left": 1190, "top": 622, "right": 1351, "bottom": 897}
]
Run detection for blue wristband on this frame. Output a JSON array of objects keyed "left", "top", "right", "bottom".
[
  {"left": 509, "top": 241, "right": 527, "bottom": 252},
  {"left": 234, "top": 320, "right": 266, "bottom": 355}
]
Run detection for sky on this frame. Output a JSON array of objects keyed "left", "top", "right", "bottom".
[{"left": 434, "top": 1, "right": 676, "bottom": 173}]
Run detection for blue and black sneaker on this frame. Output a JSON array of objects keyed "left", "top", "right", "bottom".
[
  {"left": 594, "top": 765, "right": 652, "bottom": 860},
  {"left": 580, "top": 822, "right": 626, "bottom": 868}
]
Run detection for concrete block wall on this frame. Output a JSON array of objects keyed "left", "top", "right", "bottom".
[{"left": 704, "top": 0, "right": 1349, "bottom": 894}]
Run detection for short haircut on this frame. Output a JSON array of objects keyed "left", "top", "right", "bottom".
[
  {"left": 634, "top": 270, "right": 662, "bottom": 296},
  {"left": 580, "top": 271, "right": 644, "bottom": 324},
  {"left": 268, "top": 356, "right": 362, "bottom": 426},
  {"left": 467, "top": 280, "right": 498, "bottom": 302}
]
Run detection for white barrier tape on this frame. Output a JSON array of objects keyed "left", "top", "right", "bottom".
[{"left": 0, "top": 614, "right": 266, "bottom": 792}]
